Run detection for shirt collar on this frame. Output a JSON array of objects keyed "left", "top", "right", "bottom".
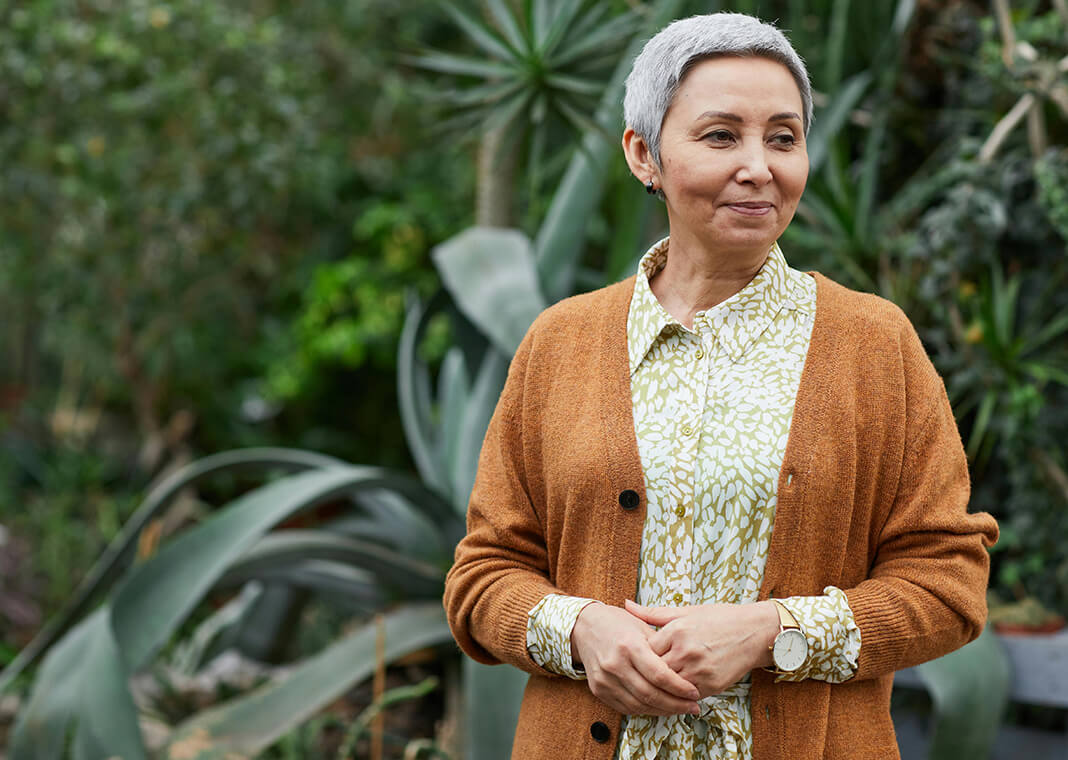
[{"left": 627, "top": 237, "right": 805, "bottom": 375}]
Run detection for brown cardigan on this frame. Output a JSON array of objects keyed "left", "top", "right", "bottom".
[{"left": 443, "top": 272, "right": 998, "bottom": 760}]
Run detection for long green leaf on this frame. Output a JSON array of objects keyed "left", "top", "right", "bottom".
[
  {"left": 453, "top": 348, "right": 509, "bottom": 512},
  {"left": 220, "top": 530, "right": 444, "bottom": 597},
  {"left": 398, "top": 295, "right": 450, "bottom": 493},
  {"left": 807, "top": 71, "right": 872, "bottom": 173},
  {"left": 915, "top": 626, "right": 1009, "bottom": 760},
  {"left": 0, "top": 447, "right": 345, "bottom": 693},
  {"left": 823, "top": 0, "right": 852, "bottom": 90},
  {"left": 10, "top": 609, "right": 147, "bottom": 760},
  {"left": 407, "top": 51, "right": 518, "bottom": 79},
  {"left": 438, "top": 347, "right": 472, "bottom": 506},
  {"left": 432, "top": 227, "right": 548, "bottom": 356},
  {"left": 463, "top": 659, "right": 528, "bottom": 760},
  {"left": 439, "top": 0, "right": 518, "bottom": 61},
  {"left": 536, "top": 0, "right": 587, "bottom": 55},
  {"left": 109, "top": 466, "right": 426, "bottom": 671},
  {"left": 535, "top": 0, "right": 688, "bottom": 302},
  {"left": 486, "top": 0, "right": 529, "bottom": 54},
  {"left": 161, "top": 604, "right": 451, "bottom": 758}
]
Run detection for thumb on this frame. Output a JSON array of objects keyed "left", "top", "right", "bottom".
[{"left": 625, "top": 598, "right": 683, "bottom": 627}]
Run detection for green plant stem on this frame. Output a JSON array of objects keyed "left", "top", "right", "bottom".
[{"left": 336, "top": 676, "right": 440, "bottom": 760}]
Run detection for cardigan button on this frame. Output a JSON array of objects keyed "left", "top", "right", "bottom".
[
  {"left": 590, "top": 721, "right": 611, "bottom": 743},
  {"left": 618, "top": 489, "right": 640, "bottom": 510}
]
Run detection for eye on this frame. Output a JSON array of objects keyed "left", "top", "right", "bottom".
[
  {"left": 770, "top": 133, "right": 797, "bottom": 147},
  {"left": 704, "top": 129, "right": 735, "bottom": 144}
]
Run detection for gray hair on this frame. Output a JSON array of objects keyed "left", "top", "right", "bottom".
[{"left": 623, "top": 13, "right": 813, "bottom": 166}]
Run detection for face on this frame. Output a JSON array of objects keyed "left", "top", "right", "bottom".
[{"left": 624, "top": 56, "right": 808, "bottom": 261}]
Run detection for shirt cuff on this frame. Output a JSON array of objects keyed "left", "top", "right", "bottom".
[
  {"left": 774, "top": 586, "right": 861, "bottom": 683},
  {"left": 526, "top": 594, "right": 600, "bottom": 679}
]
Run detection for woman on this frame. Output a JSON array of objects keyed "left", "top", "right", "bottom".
[{"left": 443, "top": 12, "right": 998, "bottom": 760}]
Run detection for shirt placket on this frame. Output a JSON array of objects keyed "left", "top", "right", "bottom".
[{"left": 661, "top": 320, "right": 711, "bottom": 611}]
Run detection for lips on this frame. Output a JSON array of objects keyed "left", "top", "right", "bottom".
[{"left": 726, "top": 201, "right": 773, "bottom": 216}]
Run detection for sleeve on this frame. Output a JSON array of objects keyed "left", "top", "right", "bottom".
[
  {"left": 527, "top": 594, "right": 600, "bottom": 678},
  {"left": 774, "top": 587, "right": 860, "bottom": 683},
  {"left": 843, "top": 319, "right": 999, "bottom": 681},
  {"left": 442, "top": 324, "right": 570, "bottom": 676}
]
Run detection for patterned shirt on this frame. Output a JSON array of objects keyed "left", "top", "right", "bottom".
[{"left": 526, "top": 238, "right": 861, "bottom": 759}]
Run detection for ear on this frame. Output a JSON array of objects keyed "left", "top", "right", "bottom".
[{"left": 622, "top": 128, "right": 660, "bottom": 188}]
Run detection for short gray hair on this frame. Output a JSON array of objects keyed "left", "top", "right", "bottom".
[{"left": 623, "top": 13, "right": 813, "bottom": 166}]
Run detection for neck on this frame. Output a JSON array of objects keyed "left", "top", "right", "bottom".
[{"left": 649, "top": 235, "right": 770, "bottom": 329}]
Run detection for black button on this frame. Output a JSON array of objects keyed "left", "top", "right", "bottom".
[
  {"left": 618, "top": 489, "right": 640, "bottom": 510},
  {"left": 590, "top": 721, "right": 611, "bottom": 743}
]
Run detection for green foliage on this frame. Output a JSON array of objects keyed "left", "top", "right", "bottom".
[
  {"left": 412, "top": 0, "right": 639, "bottom": 193},
  {"left": 6, "top": 450, "right": 457, "bottom": 758},
  {"left": 916, "top": 626, "right": 1011, "bottom": 760},
  {"left": 780, "top": 0, "right": 1068, "bottom": 615}
]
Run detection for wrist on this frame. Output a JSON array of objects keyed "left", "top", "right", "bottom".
[
  {"left": 570, "top": 601, "right": 603, "bottom": 665},
  {"left": 754, "top": 601, "right": 780, "bottom": 668}
]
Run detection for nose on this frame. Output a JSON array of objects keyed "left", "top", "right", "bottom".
[{"left": 734, "top": 140, "right": 772, "bottom": 186}]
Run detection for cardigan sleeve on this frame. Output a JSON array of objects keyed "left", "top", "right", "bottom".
[
  {"left": 442, "top": 324, "right": 566, "bottom": 677},
  {"left": 844, "top": 318, "right": 999, "bottom": 681}
]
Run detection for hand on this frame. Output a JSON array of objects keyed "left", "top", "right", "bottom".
[
  {"left": 624, "top": 599, "right": 779, "bottom": 698},
  {"left": 570, "top": 602, "right": 701, "bottom": 717}
]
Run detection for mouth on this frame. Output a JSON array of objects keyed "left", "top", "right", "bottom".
[{"left": 725, "top": 201, "right": 774, "bottom": 216}]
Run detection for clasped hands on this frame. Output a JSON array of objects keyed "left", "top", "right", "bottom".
[{"left": 570, "top": 599, "right": 779, "bottom": 717}]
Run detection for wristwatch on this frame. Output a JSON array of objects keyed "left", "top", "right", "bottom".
[{"left": 768, "top": 599, "right": 808, "bottom": 673}]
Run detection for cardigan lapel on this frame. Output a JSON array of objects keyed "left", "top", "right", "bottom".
[
  {"left": 760, "top": 272, "right": 849, "bottom": 599},
  {"left": 595, "top": 276, "right": 650, "bottom": 606}
]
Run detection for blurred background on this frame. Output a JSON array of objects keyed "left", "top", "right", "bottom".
[{"left": 0, "top": 0, "right": 1066, "bottom": 758}]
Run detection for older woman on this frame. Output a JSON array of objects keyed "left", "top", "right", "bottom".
[{"left": 444, "top": 12, "right": 997, "bottom": 760}]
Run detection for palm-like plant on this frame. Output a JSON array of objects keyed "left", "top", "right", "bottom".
[{"left": 412, "top": 0, "right": 639, "bottom": 226}]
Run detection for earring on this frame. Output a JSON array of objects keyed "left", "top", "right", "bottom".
[{"left": 645, "top": 179, "right": 657, "bottom": 195}]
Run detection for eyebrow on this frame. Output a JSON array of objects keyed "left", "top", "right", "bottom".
[{"left": 697, "top": 110, "right": 802, "bottom": 124}]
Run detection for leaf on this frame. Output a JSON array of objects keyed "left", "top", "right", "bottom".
[
  {"left": 463, "top": 658, "right": 528, "bottom": 760},
  {"left": 398, "top": 294, "right": 450, "bottom": 493},
  {"left": 9, "top": 609, "right": 147, "bottom": 760},
  {"left": 438, "top": 346, "right": 472, "bottom": 506},
  {"left": 535, "top": 0, "right": 687, "bottom": 302},
  {"left": 915, "top": 626, "right": 1009, "bottom": 760},
  {"left": 220, "top": 530, "right": 444, "bottom": 598},
  {"left": 439, "top": 1, "right": 518, "bottom": 62},
  {"left": 486, "top": 0, "right": 529, "bottom": 55},
  {"left": 109, "top": 466, "right": 434, "bottom": 671},
  {"left": 407, "top": 51, "right": 518, "bottom": 80},
  {"left": 452, "top": 348, "right": 509, "bottom": 511},
  {"left": 0, "top": 447, "right": 347, "bottom": 693},
  {"left": 535, "top": 0, "right": 587, "bottom": 55},
  {"left": 161, "top": 603, "right": 451, "bottom": 758},
  {"left": 807, "top": 71, "right": 872, "bottom": 173},
  {"left": 432, "top": 227, "right": 547, "bottom": 356}
]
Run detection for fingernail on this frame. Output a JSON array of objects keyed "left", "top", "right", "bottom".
[{"left": 691, "top": 705, "right": 700, "bottom": 715}]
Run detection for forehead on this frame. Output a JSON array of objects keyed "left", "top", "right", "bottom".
[{"left": 668, "top": 56, "right": 804, "bottom": 118}]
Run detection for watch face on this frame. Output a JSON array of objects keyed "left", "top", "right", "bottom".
[{"left": 773, "top": 629, "right": 808, "bottom": 672}]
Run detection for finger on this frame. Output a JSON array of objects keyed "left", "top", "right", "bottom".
[
  {"left": 647, "top": 628, "right": 672, "bottom": 656},
  {"left": 591, "top": 672, "right": 678, "bottom": 717},
  {"left": 625, "top": 599, "right": 685, "bottom": 627},
  {"left": 629, "top": 645, "right": 700, "bottom": 703}
]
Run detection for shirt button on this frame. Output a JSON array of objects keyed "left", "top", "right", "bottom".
[
  {"left": 618, "top": 489, "right": 640, "bottom": 510},
  {"left": 681, "top": 424, "right": 694, "bottom": 436},
  {"left": 695, "top": 349, "right": 705, "bottom": 360},
  {"left": 674, "top": 505, "right": 685, "bottom": 518},
  {"left": 672, "top": 592, "right": 684, "bottom": 605}
]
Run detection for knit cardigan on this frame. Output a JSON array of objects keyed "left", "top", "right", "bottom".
[{"left": 443, "top": 272, "right": 998, "bottom": 760}]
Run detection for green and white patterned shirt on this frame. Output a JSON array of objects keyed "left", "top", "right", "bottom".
[{"left": 526, "top": 238, "right": 861, "bottom": 759}]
